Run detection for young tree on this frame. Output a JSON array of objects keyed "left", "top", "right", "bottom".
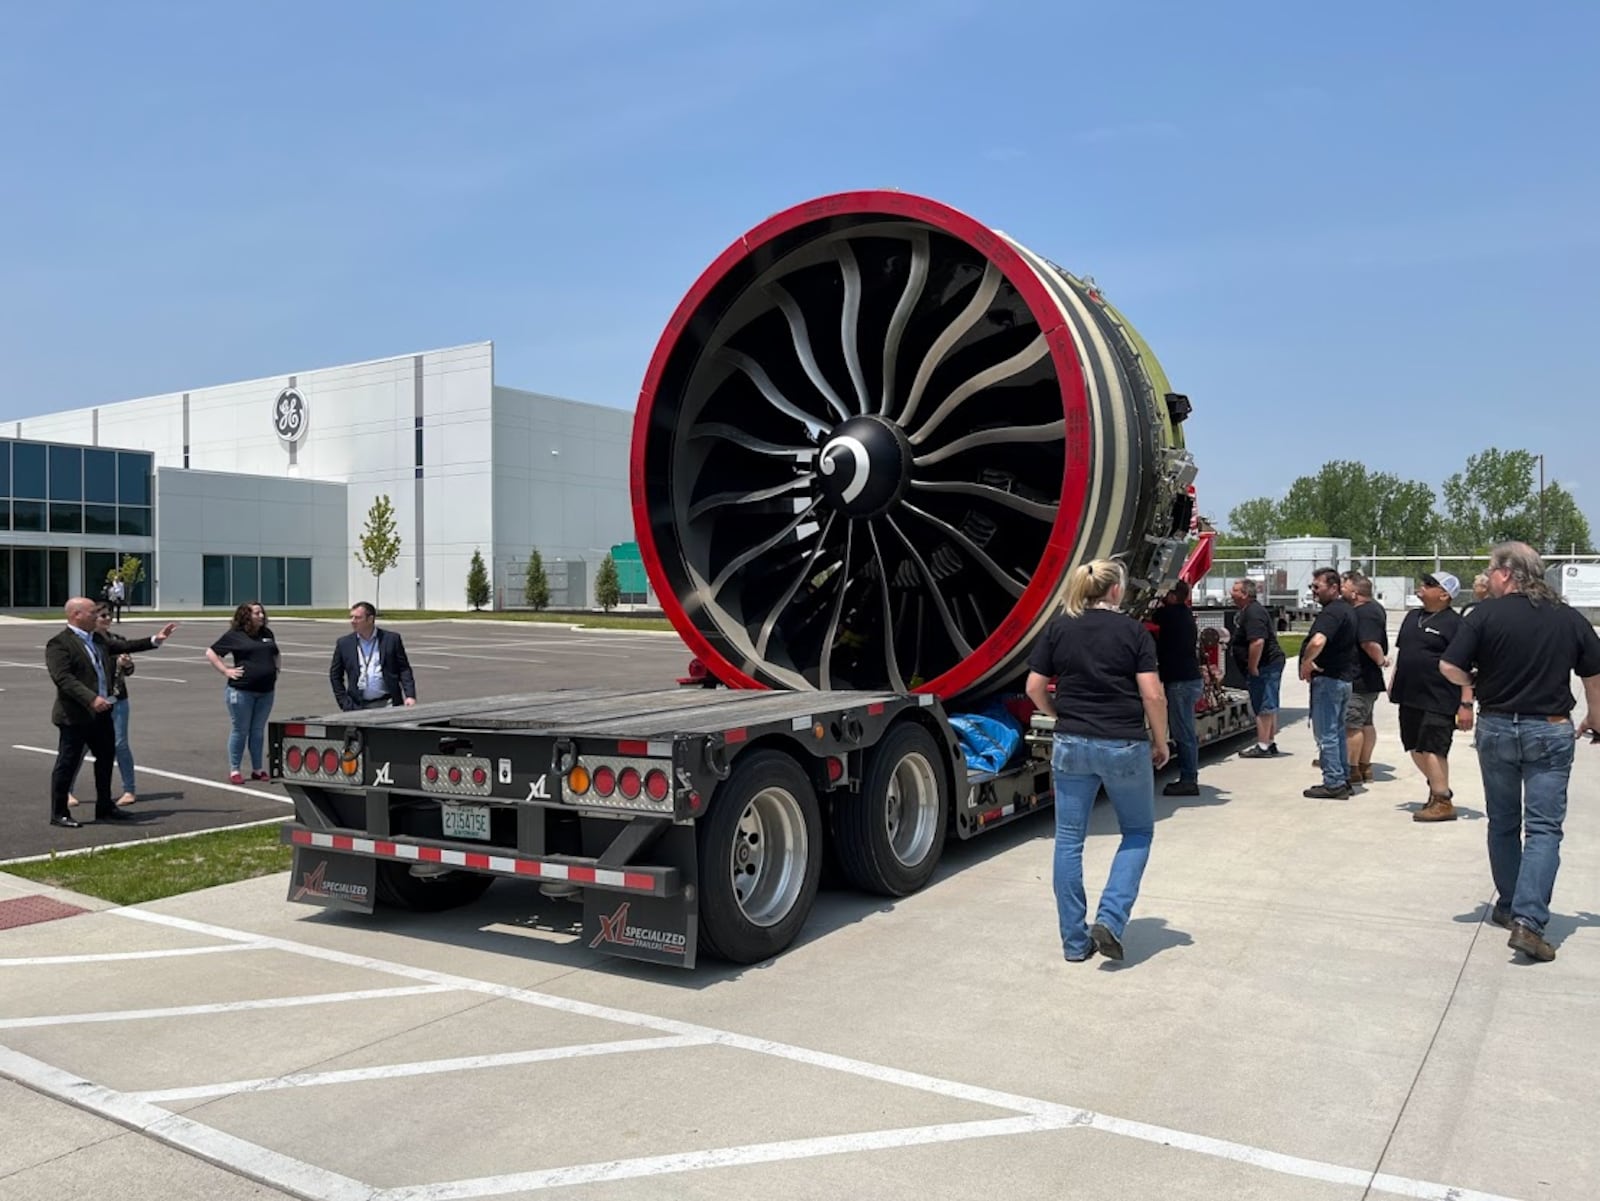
[
  {"left": 115, "top": 554, "right": 146, "bottom": 609},
  {"left": 465, "top": 549, "right": 491, "bottom": 611},
  {"left": 354, "top": 494, "right": 401, "bottom": 613},
  {"left": 523, "top": 549, "right": 550, "bottom": 611},
  {"left": 595, "top": 552, "right": 621, "bottom": 612}
]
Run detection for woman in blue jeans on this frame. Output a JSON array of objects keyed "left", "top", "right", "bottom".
[
  {"left": 1026, "top": 560, "right": 1170, "bottom": 962},
  {"left": 205, "top": 602, "right": 280, "bottom": 784}
]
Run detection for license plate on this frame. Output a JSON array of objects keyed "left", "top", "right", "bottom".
[{"left": 441, "top": 804, "right": 491, "bottom": 841}]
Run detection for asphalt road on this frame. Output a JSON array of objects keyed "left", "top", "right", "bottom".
[{"left": 0, "top": 617, "right": 692, "bottom": 862}]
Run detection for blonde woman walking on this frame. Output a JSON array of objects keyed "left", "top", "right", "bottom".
[{"left": 1026, "top": 560, "right": 1170, "bottom": 962}]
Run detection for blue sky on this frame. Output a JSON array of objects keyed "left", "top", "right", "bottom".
[{"left": 3, "top": 1, "right": 1596, "bottom": 533}]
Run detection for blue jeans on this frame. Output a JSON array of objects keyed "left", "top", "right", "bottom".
[
  {"left": 1165, "top": 679, "right": 1204, "bottom": 783},
  {"left": 1309, "top": 676, "right": 1351, "bottom": 787},
  {"left": 226, "top": 686, "right": 275, "bottom": 773},
  {"left": 1476, "top": 714, "right": 1575, "bottom": 934},
  {"left": 1051, "top": 733, "right": 1156, "bottom": 958},
  {"left": 112, "top": 696, "right": 135, "bottom": 794}
]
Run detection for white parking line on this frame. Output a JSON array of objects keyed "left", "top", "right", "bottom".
[
  {"left": 131, "top": 1034, "right": 710, "bottom": 1103},
  {"left": 11, "top": 746, "right": 291, "bottom": 804},
  {"left": 100, "top": 908, "right": 1524, "bottom": 1201},
  {"left": 0, "top": 984, "right": 456, "bottom": 1030},
  {"left": 0, "top": 944, "right": 269, "bottom": 968}
]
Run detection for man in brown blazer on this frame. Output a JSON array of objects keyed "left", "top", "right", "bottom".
[{"left": 45, "top": 597, "right": 176, "bottom": 829}]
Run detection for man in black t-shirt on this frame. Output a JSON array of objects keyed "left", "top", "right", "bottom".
[
  {"left": 1299, "top": 567, "right": 1360, "bottom": 797},
  {"left": 1442, "top": 542, "right": 1600, "bottom": 963},
  {"left": 1389, "top": 572, "right": 1471, "bottom": 821},
  {"left": 1149, "top": 580, "right": 1203, "bottom": 796},
  {"left": 1230, "top": 579, "right": 1287, "bottom": 757},
  {"left": 1341, "top": 573, "right": 1389, "bottom": 784}
]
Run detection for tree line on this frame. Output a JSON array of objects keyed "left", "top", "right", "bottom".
[{"left": 1222, "top": 448, "right": 1593, "bottom": 556}]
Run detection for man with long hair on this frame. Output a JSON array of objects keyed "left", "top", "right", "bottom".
[{"left": 1442, "top": 542, "right": 1600, "bottom": 962}]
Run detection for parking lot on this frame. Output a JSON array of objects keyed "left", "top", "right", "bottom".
[
  {"left": 0, "top": 617, "right": 692, "bottom": 862},
  {"left": 2, "top": 652, "right": 1597, "bottom": 1200}
]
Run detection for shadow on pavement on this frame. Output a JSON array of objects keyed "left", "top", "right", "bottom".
[{"left": 1098, "top": 916, "right": 1194, "bottom": 970}]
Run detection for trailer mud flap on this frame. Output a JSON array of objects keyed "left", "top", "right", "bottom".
[
  {"left": 584, "top": 892, "right": 698, "bottom": 968},
  {"left": 287, "top": 847, "right": 376, "bottom": 913}
]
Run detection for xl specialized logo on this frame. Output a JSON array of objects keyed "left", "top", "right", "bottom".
[
  {"left": 292, "top": 860, "right": 370, "bottom": 904},
  {"left": 274, "top": 388, "right": 308, "bottom": 443},
  {"left": 589, "top": 901, "right": 687, "bottom": 956},
  {"left": 819, "top": 433, "right": 870, "bottom": 504}
]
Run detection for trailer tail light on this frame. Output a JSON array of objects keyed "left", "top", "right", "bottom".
[
  {"left": 321, "top": 748, "right": 339, "bottom": 775},
  {"left": 560, "top": 756, "right": 674, "bottom": 814},
  {"left": 644, "top": 769, "right": 669, "bottom": 802},
  {"left": 617, "top": 767, "right": 642, "bottom": 800},
  {"left": 285, "top": 746, "right": 303, "bottom": 772},
  {"left": 567, "top": 764, "right": 591, "bottom": 795},
  {"left": 826, "top": 756, "right": 845, "bottom": 784},
  {"left": 592, "top": 765, "right": 616, "bottom": 797},
  {"left": 277, "top": 735, "right": 360, "bottom": 786},
  {"left": 341, "top": 754, "right": 360, "bottom": 777},
  {"left": 420, "top": 754, "right": 492, "bottom": 798},
  {"left": 302, "top": 750, "right": 321, "bottom": 775},
  {"left": 471, "top": 766, "right": 488, "bottom": 786},
  {"left": 424, "top": 764, "right": 440, "bottom": 783}
]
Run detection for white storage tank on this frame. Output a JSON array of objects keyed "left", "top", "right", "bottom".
[{"left": 1264, "top": 536, "right": 1354, "bottom": 604}]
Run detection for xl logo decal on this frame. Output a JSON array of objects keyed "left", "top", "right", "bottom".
[
  {"left": 819, "top": 434, "right": 870, "bottom": 504},
  {"left": 526, "top": 775, "right": 550, "bottom": 801},
  {"left": 373, "top": 761, "right": 393, "bottom": 786}
]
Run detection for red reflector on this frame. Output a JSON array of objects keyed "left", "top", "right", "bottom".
[
  {"left": 284, "top": 746, "right": 304, "bottom": 772},
  {"left": 424, "top": 764, "right": 439, "bottom": 783},
  {"left": 321, "top": 748, "right": 339, "bottom": 774},
  {"left": 618, "top": 766, "right": 642, "bottom": 800},
  {"left": 724, "top": 727, "right": 748, "bottom": 745},
  {"left": 471, "top": 767, "right": 487, "bottom": 786},
  {"left": 826, "top": 756, "right": 844, "bottom": 783},
  {"left": 593, "top": 766, "right": 616, "bottom": 797},
  {"left": 448, "top": 766, "right": 463, "bottom": 785},
  {"left": 303, "top": 748, "right": 321, "bottom": 775},
  {"left": 644, "top": 769, "right": 669, "bottom": 801},
  {"left": 283, "top": 723, "right": 307, "bottom": 737},
  {"left": 617, "top": 740, "right": 649, "bottom": 756},
  {"left": 687, "top": 791, "right": 704, "bottom": 814}
]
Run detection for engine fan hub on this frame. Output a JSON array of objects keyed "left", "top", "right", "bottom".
[{"left": 817, "top": 415, "right": 911, "bottom": 520}]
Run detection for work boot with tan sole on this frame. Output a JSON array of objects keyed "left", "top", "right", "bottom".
[{"left": 1414, "top": 792, "right": 1457, "bottom": 822}]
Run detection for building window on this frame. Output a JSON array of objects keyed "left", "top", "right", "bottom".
[
  {"left": 260, "top": 557, "right": 286, "bottom": 607},
  {"left": 83, "top": 448, "right": 118, "bottom": 504},
  {"left": 12, "top": 442, "right": 45, "bottom": 499},
  {"left": 49, "top": 549, "right": 69, "bottom": 607},
  {"left": 48, "top": 445, "right": 82, "bottom": 501},
  {"left": 0, "top": 439, "right": 10, "bottom": 495},
  {"left": 12, "top": 547, "right": 46, "bottom": 607},
  {"left": 231, "top": 556, "right": 259, "bottom": 605},
  {"left": 287, "top": 557, "right": 312, "bottom": 606},
  {"left": 0, "top": 548, "right": 9, "bottom": 607},
  {"left": 11, "top": 499, "right": 44, "bottom": 532},
  {"left": 202, "top": 555, "right": 229, "bottom": 607},
  {"left": 117, "top": 506, "right": 152, "bottom": 537},
  {"left": 117, "top": 451, "right": 151, "bottom": 506},
  {"left": 49, "top": 502, "right": 83, "bottom": 534},
  {"left": 0, "top": 499, "right": 9, "bottom": 532},
  {"left": 84, "top": 505, "right": 118, "bottom": 536}
]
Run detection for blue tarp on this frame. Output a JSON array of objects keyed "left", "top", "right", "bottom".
[{"left": 947, "top": 700, "right": 1026, "bottom": 775}]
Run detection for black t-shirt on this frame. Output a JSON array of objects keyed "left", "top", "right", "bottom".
[
  {"left": 1028, "top": 608, "right": 1158, "bottom": 741},
  {"left": 1442, "top": 594, "right": 1600, "bottom": 716},
  {"left": 1148, "top": 604, "right": 1202, "bottom": 683},
  {"left": 1230, "top": 600, "right": 1286, "bottom": 672},
  {"left": 1389, "top": 605, "right": 1463, "bottom": 715},
  {"left": 210, "top": 627, "right": 280, "bottom": 693},
  {"left": 1306, "top": 598, "right": 1360, "bottom": 682},
  {"left": 1352, "top": 601, "right": 1389, "bottom": 694}
]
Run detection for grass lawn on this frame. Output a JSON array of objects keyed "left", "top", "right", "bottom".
[
  {"left": 7, "top": 824, "right": 292, "bottom": 906},
  {"left": 15, "top": 609, "right": 675, "bottom": 631},
  {"left": 1279, "top": 633, "right": 1305, "bottom": 657}
]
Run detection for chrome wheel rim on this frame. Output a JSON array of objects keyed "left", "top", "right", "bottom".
[
  {"left": 730, "top": 786, "right": 808, "bottom": 927},
  {"left": 885, "top": 751, "right": 940, "bottom": 867}
]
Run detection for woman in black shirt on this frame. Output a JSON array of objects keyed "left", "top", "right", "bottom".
[
  {"left": 1026, "top": 560, "right": 1170, "bottom": 963},
  {"left": 205, "top": 602, "right": 280, "bottom": 784}
]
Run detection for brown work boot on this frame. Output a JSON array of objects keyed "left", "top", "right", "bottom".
[
  {"left": 1508, "top": 922, "right": 1555, "bottom": 962},
  {"left": 1414, "top": 792, "right": 1457, "bottom": 822},
  {"left": 1357, "top": 763, "right": 1373, "bottom": 783}
]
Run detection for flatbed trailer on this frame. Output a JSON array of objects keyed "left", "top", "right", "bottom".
[{"left": 271, "top": 680, "right": 1254, "bottom": 968}]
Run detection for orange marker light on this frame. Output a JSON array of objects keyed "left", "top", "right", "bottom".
[{"left": 567, "top": 765, "right": 591, "bottom": 794}]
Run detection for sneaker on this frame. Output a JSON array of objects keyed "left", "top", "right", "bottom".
[
  {"left": 1303, "top": 783, "right": 1353, "bottom": 799},
  {"left": 1508, "top": 921, "right": 1555, "bottom": 962},
  {"left": 250, "top": 771, "right": 270, "bottom": 782},
  {"left": 1064, "top": 945, "right": 1098, "bottom": 964},
  {"left": 1489, "top": 905, "right": 1513, "bottom": 930},
  {"left": 1089, "top": 922, "right": 1124, "bottom": 962},
  {"left": 228, "top": 772, "right": 244, "bottom": 785},
  {"left": 1413, "top": 794, "right": 1457, "bottom": 823},
  {"left": 1163, "top": 779, "right": 1200, "bottom": 797},
  {"left": 1239, "top": 744, "right": 1275, "bottom": 759}
]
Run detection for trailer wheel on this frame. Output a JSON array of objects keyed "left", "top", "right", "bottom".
[
  {"left": 833, "top": 721, "right": 949, "bottom": 896},
  {"left": 696, "top": 750, "right": 822, "bottom": 964},
  {"left": 373, "top": 862, "right": 494, "bottom": 912}
]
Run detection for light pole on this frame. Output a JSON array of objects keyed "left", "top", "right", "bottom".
[{"left": 1537, "top": 452, "right": 1546, "bottom": 551}]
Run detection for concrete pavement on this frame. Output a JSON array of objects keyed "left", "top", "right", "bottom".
[{"left": 0, "top": 665, "right": 1595, "bottom": 1200}]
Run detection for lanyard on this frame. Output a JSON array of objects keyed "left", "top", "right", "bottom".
[{"left": 357, "top": 636, "right": 380, "bottom": 688}]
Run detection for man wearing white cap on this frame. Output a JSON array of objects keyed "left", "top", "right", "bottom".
[{"left": 1388, "top": 571, "right": 1472, "bottom": 822}]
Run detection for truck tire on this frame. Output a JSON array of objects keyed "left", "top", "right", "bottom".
[
  {"left": 373, "top": 862, "right": 494, "bottom": 912},
  {"left": 696, "top": 750, "right": 822, "bottom": 964},
  {"left": 832, "top": 721, "right": 950, "bottom": 896}
]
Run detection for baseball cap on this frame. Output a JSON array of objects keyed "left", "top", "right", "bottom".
[{"left": 1420, "top": 571, "right": 1460, "bottom": 598}]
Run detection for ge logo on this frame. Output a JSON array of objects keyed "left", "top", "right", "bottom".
[{"left": 274, "top": 388, "right": 307, "bottom": 443}]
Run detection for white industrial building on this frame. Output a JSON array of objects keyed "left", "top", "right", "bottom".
[{"left": 1, "top": 341, "right": 636, "bottom": 611}]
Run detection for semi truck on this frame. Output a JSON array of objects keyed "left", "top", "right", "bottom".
[{"left": 271, "top": 190, "right": 1255, "bottom": 968}]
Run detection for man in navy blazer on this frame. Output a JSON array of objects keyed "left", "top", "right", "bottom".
[{"left": 329, "top": 602, "right": 417, "bottom": 711}]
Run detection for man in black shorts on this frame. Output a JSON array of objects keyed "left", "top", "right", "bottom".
[
  {"left": 1230, "top": 579, "right": 1287, "bottom": 758},
  {"left": 1341, "top": 573, "right": 1389, "bottom": 784},
  {"left": 1389, "top": 572, "right": 1471, "bottom": 821}
]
